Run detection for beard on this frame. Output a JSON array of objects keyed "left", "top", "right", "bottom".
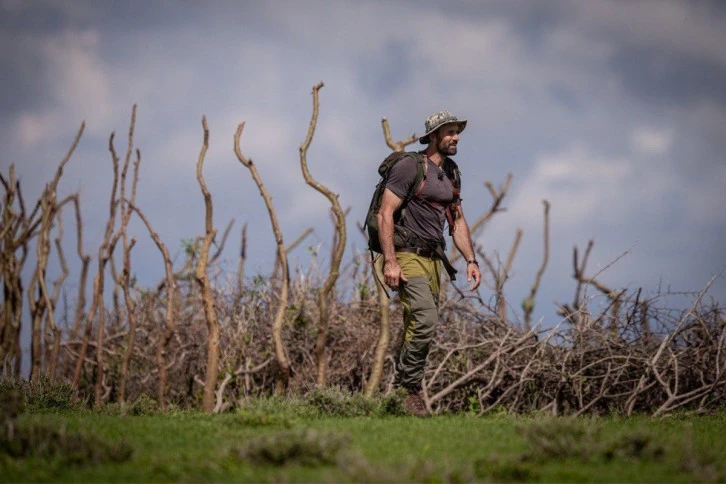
[{"left": 436, "top": 138, "right": 458, "bottom": 156}]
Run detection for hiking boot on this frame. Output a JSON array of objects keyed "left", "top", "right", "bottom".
[{"left": 403, "top": 393, "right": 429, "bottom": 417}]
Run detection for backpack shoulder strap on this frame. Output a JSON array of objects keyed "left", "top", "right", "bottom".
[
  {"left": 409, "top": 152, "right": 427, "bottom": 202},
  {"left": 442, "top": 158, "right": 461, "bottom": 191},
  {"left": 442, "top": 158, "right": 462, "bottom": 235}
]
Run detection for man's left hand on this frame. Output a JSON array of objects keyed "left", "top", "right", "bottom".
[{"left": 467, "top": 262, "right": 481, "bottom": 291}]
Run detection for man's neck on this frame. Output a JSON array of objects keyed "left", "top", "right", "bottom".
[{"left": 423, "top": 147, "right": 445, "bottom": 167}]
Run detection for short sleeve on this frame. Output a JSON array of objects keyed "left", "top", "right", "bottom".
[{"left": 385, "top": 155, "right": 419, "bottom": 199}]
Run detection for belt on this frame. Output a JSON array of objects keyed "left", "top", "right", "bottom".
[{"left": 395, "top": 246, "right": 437, "bottom": 259}]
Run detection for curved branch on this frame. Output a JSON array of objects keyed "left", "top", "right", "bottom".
[
  {"left": 381, "top": 117, "right": 417, "bottom": 152},
  {"left": 127, "top": 200, "right": 176, "bottom": 410},
  {"left": 522, "top": 200, "right": 550, "bottom": 330},
  {"left": 299, "top": 81, "right": 347, "bottom": 386},
  {"left": 234, "top": 122, "right": 291, "bottom": 392},
  {"left": 195, "top": 116, "right": 221, "bottom": 413}
]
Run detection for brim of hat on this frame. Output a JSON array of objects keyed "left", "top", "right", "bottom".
[{"left": 419, "top": 120, "right": 467, "bottom": 144}]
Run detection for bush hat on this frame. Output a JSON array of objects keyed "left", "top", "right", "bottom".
[{"left": 419, "top": 111, "right": 467, "bottom": 144}]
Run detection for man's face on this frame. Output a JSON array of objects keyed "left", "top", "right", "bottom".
[{"left": 433, "top": 123, "right": 461, "bottom": 156}]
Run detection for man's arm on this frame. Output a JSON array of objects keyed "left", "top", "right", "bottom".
[
  {"left": 377, "top": 188, "right": 408, "bottom": 288},
  {"left": 452, "top": 204, "right": 482, "bottom": 291}
]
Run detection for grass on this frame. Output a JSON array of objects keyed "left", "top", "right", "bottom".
[
  {"left": 2, "top": 412, "right": 725, "bottom": 482},
  {"left": 2, "top": 391, "right": 725, "bottom": 482}
]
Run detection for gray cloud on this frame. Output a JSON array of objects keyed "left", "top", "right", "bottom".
[{"left": 1, "top": 0, "right": 724, "bottom": 340}]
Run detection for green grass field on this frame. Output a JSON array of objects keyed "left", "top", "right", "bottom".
[{"left": 2, "top": 401, "right": 725, "bottom": 483}]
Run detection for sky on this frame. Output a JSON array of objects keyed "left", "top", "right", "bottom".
[{"left": 2, "top": 0, "right": 725, "bottom": 338}]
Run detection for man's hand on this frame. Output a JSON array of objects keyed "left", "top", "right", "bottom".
[
  {"left": 383, "top": 260, "right": 408, "bottom": 289},
  {"left": 467, "top": 262, "right": 481, "bottom": 291}
]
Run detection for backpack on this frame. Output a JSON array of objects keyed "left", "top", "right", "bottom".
[{"left": 364, "top": 151, "right": 462, "bottom": 259}]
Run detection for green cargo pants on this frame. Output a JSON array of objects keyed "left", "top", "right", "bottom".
[{"left": 391, "top": 252, "right": 442, "bottom": 392}]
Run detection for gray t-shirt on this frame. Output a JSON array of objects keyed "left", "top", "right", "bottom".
[{"left": 386, "top": 154, "right": 456, "bottom": 246}]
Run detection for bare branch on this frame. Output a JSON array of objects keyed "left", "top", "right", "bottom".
[
  {"left": 448, "top": 174, "right": 513, "bottom": 265},
  {"left": 381, "top": 117, "right": 418, "bottom": 152},
  {"left": 195, "top": 115, "right": 221, "bottom": 413},
  {"left": 522, "top": 200, "right": 550, "bottom": 331},
  {"left": 235, "top": 121, "right": 292, "bottom": 393},
  {"left": 127, "top": 200, "right": 176, "bottom": 410},
  {"left": 209, "top": 218, "right": 234, "bottom": 265},
  {"left": 237, "top": 223, "right": 247, "bottom": 295},
  {"left": 299, "top": 81, "right": 347, "bottom": 386}
]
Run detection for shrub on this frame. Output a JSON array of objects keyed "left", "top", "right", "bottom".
[
  {"left": 235, "top": 388, "right": 406, "bottom": 419},
  {"left": 129, "top": 393, "right": 160, "bottom": 415},
  {"left": 520, "top": 417, "right": 603, "bottom": 461},
  {"left": 0, "top": 422, "right": 133, "bottom": 465},
  {"left": 377, "top": 388, "right": 408, "bottom": 417},
  {"left": 603, "top": 428, "right": 665, "bottom": 462},
  {"left": 235, "top": 429, "right": 350, "bottom": 467},
  {"left": 231, "top": 409, "right": 294, "bottom": 428},
  {"left": 0, "top": 386, "right": 25, "bottom": 425},
  {"left": 236, "top": 395, "right": 318, "bottom": 419},
  {"left": 305, "top": 387, "right": 378, "bottom": 417},
  {"left": 97, "top": 393, "right": 160, "bottom": 416},
  {"left": 676, "top": 427, "right": 723, "bottom": 483},
  {"left": 0, "top": 377, "right": 75, "bottom": 411},
  {"left": 474, "top": 454, "right": 538, "bottom": 482},
  {"left": 515, "top": 417, "right": 668, "bottom": 467}
]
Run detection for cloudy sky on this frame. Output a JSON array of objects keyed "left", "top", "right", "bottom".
[{"left": 2, "top": 0, "right": 725, "bottom": 333}]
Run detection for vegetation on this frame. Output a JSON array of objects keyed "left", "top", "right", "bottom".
[
  {"left": 0, "top": 83, "right": 723, "bottom": 418},
  {"left": 1, "top": 393, "right": 724, "bottom": 482}
]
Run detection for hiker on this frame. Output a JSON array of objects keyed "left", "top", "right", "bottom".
[{"left": 377, "top": 111, "right": 481, "bottom": 416}]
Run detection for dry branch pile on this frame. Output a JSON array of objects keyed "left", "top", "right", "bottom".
[
  {"left": 45, "top": 256, "right": 725, "bottom": 416},
  {"left": 426, "top": 284, "right": 725, "bottom": 415}
]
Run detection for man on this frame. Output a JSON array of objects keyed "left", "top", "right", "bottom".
[{"left": 377, "top": 110, "right": 482, "bottom": 417}]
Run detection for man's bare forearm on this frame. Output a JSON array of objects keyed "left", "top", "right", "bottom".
[
  {"left": 453, "top": 217, "right": 475, "bottom": 261},
  {"left": 377, "top": 212, "right": 397, "bottom": 262}
]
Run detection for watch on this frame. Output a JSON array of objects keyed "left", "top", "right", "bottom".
[{"left": 467, "top": 259, "right": 479, "bottom": 267}]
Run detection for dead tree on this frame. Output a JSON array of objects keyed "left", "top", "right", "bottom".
[
  {"left": 128, "top": 202, "right": 176, "bottom": 410},
  {"left": 93, "top": 109, "right": 139, "bottom": 405},
  {"left": 559, "top": 239, "right": 628, "bottom": 332},
  {"left": 2, "top": 159, "right": 61, "bottom": 375},
  {"left": 447, "top": 174, "right": 513, "bottom": 265},
  {"left": 441, "top": 174, "right": 514, "bottom": 306},
  {"left": 298, "top": 82, "right": 347, "bottom": 386},
  {"left": 0, "top": 166, "right": 33, "bottom": 374},
  {"left": 479, "top": 228, "right": 522, "bottom": 321},
  {"left": 26, "top": 122, "right": 84, "bottom": 381},
  {"left": 522, "top": 200, "right": 550, "bottom": 331},
  {"left": 68, "top": 195, "right": 91, "bottom": 341},
  {"left": 45, "top": 208, "right": 68, "bottom": 377},
  {"left": 112, "top": 108, "right": 142, "bottom": 403},
  {"left": 194, "top": 116, "right": 221, "bottom": 412},
  {"left": 234, "top": 122, "right": 292, "bottom": 393},
  {"left": 364, "top": 117, "right": 418, "bottom": 397},
  {"left": 71, "top": 119, "right": 126, "bottom": 402}
]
